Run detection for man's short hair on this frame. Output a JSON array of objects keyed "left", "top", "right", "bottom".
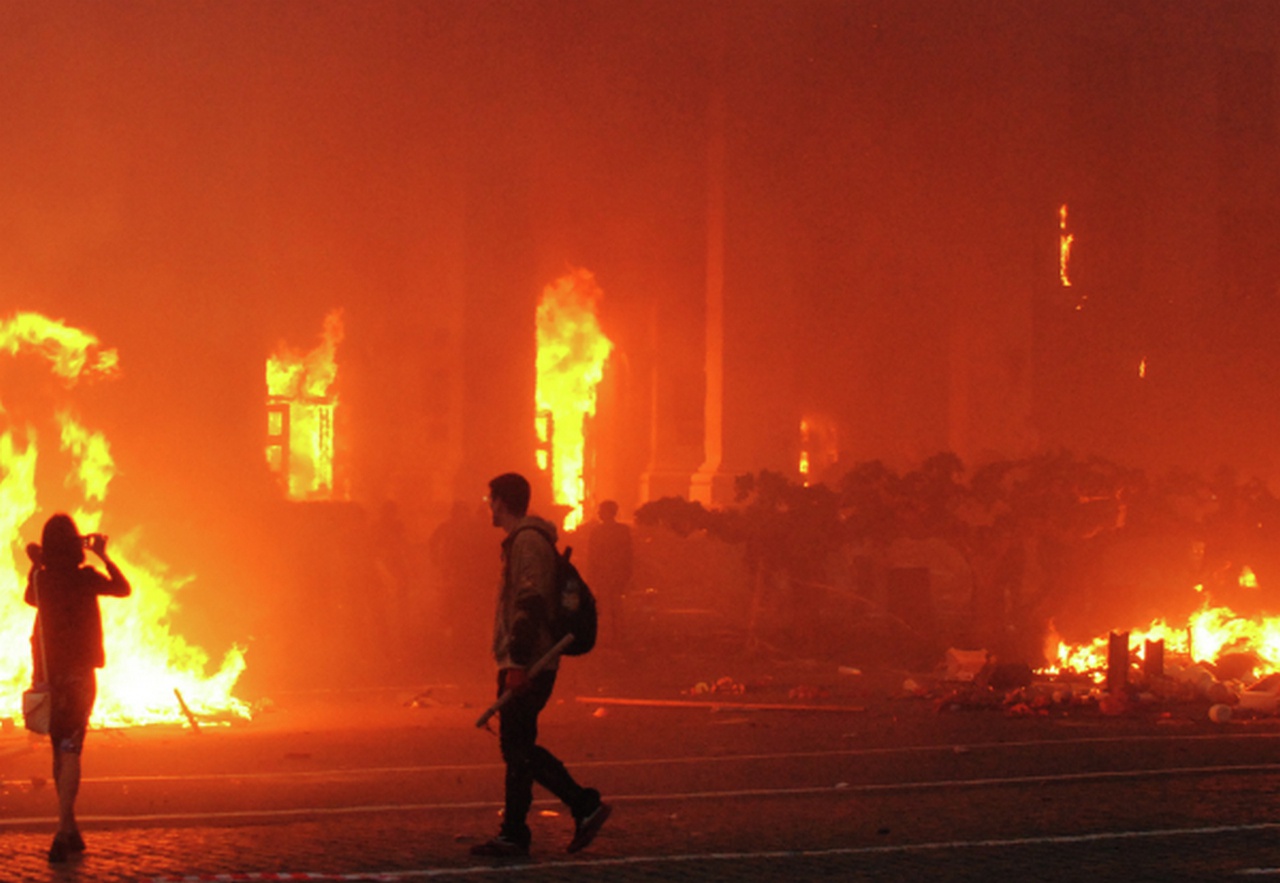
[{"left": 489, "top": 472, "right": 531, "bottom": 517}]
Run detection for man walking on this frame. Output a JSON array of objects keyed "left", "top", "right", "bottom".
[{"left": 471, "top": 472, "right": 611, "bottom": 857}]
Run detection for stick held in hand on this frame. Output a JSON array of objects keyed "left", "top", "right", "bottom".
[{"left": 475, "top": 633, "right": 576, "bottom": 728}]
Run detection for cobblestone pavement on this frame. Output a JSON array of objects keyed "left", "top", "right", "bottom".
[{"left": 6, "top": 658, "right": 1280, "bottom": 882}]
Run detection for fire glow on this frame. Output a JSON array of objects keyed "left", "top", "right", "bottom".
[
  {"left": 266, "top": 310, "right": 344, "bottom": 502},
  {"left": 1, "top": 312, "right": 248, "bottom": 727},
  {"left": 1058, "top": 203, "right": 1074, "bottom": 288},
  {"left": 535, "top": 268, "right": 613, "bottom": 531},
  {"left": 1045, "top": 596, "right": 1280, "bottom": 685}
]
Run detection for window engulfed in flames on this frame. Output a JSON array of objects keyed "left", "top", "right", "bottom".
[
  {"left": 799, "top": 415, "right": 839, "bottom": 488},
  {"left": 0, "top": 312, "right": 247, "bottom": 727},
  {"left": 266, "top": 310, "right": 345, "bottom": 502},
  {"left": 536, "top": 269, "right": 613, "bottom": 531}
]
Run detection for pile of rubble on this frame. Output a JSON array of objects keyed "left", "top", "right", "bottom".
[{"left": 915, "top": 646, "right": 1280, "bottom": 722}]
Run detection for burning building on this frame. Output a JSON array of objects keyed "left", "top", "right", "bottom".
[{"left": 0, "top": 3, "right": 1278, "bottom": 690}]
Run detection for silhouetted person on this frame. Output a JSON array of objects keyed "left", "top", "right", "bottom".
[
  {"left": 586, "top": 500, "right": 633, "bottom": 647},
  {"left": 470, "top": 472, "right": 611, "bottom": 858},
  {"left": 372, "top": 500, "right": 412, "bottom": 667},
  {"left": 24, "top": 513, "right": 131, "bottom": 863},
  {"left": 430, "top": 499, "right": 494, "bottom": 666}
]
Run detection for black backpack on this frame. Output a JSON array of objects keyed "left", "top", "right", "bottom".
[{"left": 513, "top": 526, "right": 598, "bottom": 656}]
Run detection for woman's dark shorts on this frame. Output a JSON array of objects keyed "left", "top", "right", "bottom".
[{"left": 50, "top": 672, "right": 96, "bottom": 755}]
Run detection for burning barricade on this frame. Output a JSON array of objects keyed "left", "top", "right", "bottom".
[
  {"left": 922, "top": 599, "right": 1280, "bottom": 722},
  {"left": 1, "top": 311, "right": 249, "bottom": 730}
]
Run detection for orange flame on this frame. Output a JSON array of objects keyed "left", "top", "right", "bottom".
[
  {"left": 799, "top": 419, "right": 812, "bottom": 486},
  {"left": 1045, "top": 579, "right": 1280, "bottom": 685},
  {"left": 1, "top": 312, "right": 247, "bottom": 726},
  {"left": 266, "top": 310, "right": 344, "bottom": 502},
  {"left": 535, "top": 269, "right": 613, "bottom": 531}
]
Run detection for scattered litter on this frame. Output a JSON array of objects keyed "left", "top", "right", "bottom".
[
  {"left": 1239, "top": 691, "right": 1278, "bottom": 714},
  {"left": 592, "top": 707, "right": 609, "bottom": 718},
  {"left": 576, "top": 696, "right": 865, "bottom": 713},
  {"left": 407, "top": 691, "right": 440, "bottom": 709},
  {"left": 838, "top": 666, "right": 862, "bottom": 676},
  {"left": 944, "top": 648, "right": 989, "bottom": 682}
]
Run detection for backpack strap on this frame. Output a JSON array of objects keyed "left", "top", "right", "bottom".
[
  {"left": 503, "top": 525, "right": 558, "bottom": 591},
  {"left": 31, "top": 569, "right": 49, "bottom": 685}
]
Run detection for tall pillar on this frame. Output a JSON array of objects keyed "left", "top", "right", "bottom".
[{"left": 690, "top": 5, "right": 737, "bottom": 506}]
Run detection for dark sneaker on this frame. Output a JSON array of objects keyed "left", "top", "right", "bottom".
[
  {"left": 469, "top": 834, "right": 529, "bottom": 858},
  {"left": 567, "top": 801, "right": 612, "bottom": 853}
]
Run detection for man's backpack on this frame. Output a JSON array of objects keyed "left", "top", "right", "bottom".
[{"left": 514, "top": 527, "right": 598, "bottom": 657}]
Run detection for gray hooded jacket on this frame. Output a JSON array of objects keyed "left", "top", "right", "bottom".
[{"left": 492, "top": 514, "right": 560, "bottom": 670}]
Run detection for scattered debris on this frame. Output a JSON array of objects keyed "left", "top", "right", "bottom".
[
  {"left": 944, "top": 648, "right": 988, "bottom": 682},
  {"left": 407, "top": 691, "right": 440, "bottom": 709},
  {"left": 576, "top": 696, "right": 865, "bottom": 713}
]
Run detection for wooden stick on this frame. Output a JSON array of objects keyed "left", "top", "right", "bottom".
[
  {"left": 475, "top": 634, "right": 576, "bottom": 728},
  {"left": 173, "top": 688, "right": 201, "bottom": 733},
  {"left": 575, "top": 696, "right": 866, "bottom": 713}
]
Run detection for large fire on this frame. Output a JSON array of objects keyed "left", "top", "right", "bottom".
[
  {"left": 1045, "top": 586, "right": 1280, "bottom": 686},
  {"left": 266, "top": 310, "right": 345, "bottom": 502},
  {"left": 1, "top": 312, "right": 248, "bottom": 727},
  {"left": 535, "top": 269, "right": 613, "bottom": 531}
]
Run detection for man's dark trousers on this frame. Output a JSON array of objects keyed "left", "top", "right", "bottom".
[{"left": 497, "top": 668, "right": 597, "bottom": 845}]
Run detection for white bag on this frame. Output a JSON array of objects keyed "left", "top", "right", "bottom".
[{"left": 22, "top": 686, "right": 51, "bottom": 735}]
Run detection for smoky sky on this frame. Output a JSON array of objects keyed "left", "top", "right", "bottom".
[{"left": 1, "top": 0, "right": 1279, "bottom": 567}]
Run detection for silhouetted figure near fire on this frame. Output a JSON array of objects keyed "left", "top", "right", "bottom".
[
  {"left": 470, "top": 472, "right": 611, "bottom": 858},
  {"left": 23, "top": 513, "right": 131, "bottom": 863},
  {"left": 372, "top": 500, "right": 412, "bottom": 666},
  {"left": 430, "top": 500, "right": 494, "bottom": 669},
  {"left": 586, "top": 500, "right": 633, "bottom": 648}
]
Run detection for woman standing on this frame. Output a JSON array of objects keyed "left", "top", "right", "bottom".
[{"left": 24, "top": 513, "right": 131, "bottom": 863}]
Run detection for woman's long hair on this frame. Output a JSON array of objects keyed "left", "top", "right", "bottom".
[{"left": 40, "top": 513, "right": 85, "bottom": 569}]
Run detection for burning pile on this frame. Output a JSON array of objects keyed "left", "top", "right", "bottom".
[
  {"left": 1, "top": 312, "right": 248, "bottom": 727},
  {"left": 1046, "top": 601, "right": 1280, "bottom": 685},
  {"left": 931, "top": 585, "right": 1280, "bottom": 719}
]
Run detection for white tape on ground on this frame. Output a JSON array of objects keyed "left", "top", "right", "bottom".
[{"left": 6, "top": 761, "right": 1280, "bottom": 829}]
